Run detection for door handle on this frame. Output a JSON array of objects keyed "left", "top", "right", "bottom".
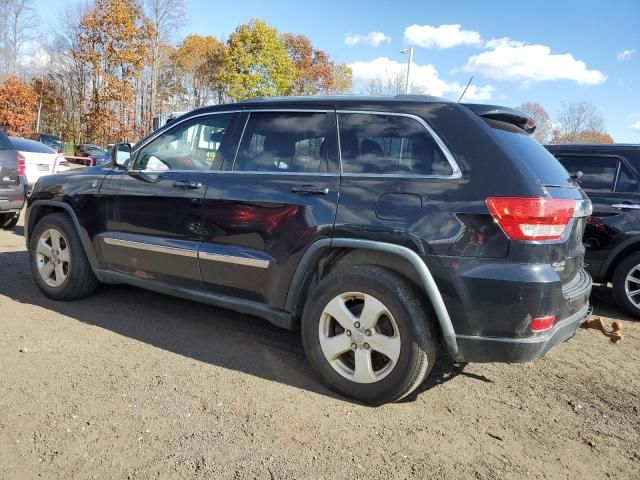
[
  {"left": 173, "top": 180, "right": 202, "bottom": 190},
  {"left": 612, "top": 203, "right": 640, "bottom": 210},
  {"left": 291, "top": 185, "right": 329, "bottom": 195}
]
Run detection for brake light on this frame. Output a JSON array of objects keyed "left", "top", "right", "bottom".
[
  {"left": 17, "top": 152, "right": 26, "bottom": 176},
  {"left": 486, "top": 197, "right": 576, "bottom": 241},
  {"left": 531, "top": 315, "right": 556, "bottom": 331}
]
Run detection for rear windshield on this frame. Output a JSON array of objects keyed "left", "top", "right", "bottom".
[
  {"left": 0, "top": 130, "right": 13, "bottom": 150},
  {"left": 10, "top": 137, "right": 55, "bottom": 154},
  {"left": 486, "top": 119, "right": 573, "bottom": 187}
]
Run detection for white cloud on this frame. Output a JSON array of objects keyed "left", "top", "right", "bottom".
[
  {"left": 462, "top": 37, "right": 607, "bottom": 85},
  {"left": 617, "top": 49, "right": 636, "bottom": 62},
  {"left": 631, "top": 121, "right": 640, "bottom": 134},
  {"left": 344, "top": 31, "right": 391, "bottom": 47},
  {"left": 404, "top": 24, "right": 482, "bottom": 49},
  {"left": 349, "top": 56, "right": 494, "bottom": 101}
]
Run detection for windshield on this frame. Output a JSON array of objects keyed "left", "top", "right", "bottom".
[{"left": 486, "top": 119, "right": 573, "bottom": 187}]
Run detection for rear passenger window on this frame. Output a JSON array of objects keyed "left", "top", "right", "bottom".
[
  {"left": 557, "top": 156, "right": 618, "bottom": 192},
  {"left": 234, "top": 112, "right": 332, "bottom": 173},
  {"left": 338, "top": 113, "right": 453, "bottom": 176}
]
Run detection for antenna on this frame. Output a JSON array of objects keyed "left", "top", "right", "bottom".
[{"left": 457, "top": 76, "right": 474, "bottom": 103}]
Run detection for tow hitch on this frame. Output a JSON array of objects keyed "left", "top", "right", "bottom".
[{"left": 580, "top": 315, "right": 623, "bottom": 344}]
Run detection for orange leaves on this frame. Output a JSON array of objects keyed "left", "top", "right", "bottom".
[
  {"left": 75, "top": 0, "right": 154, "bottom": 144},
  {"left": 0, "top": 76, "right": 37, "bottom": 137}
]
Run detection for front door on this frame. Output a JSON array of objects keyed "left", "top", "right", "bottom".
[
  {"left": 199, "top": 110, "right": 340, "bottom": 308},
  {"left": 99, "top": 112, "right": 241, "bottom": 289}
]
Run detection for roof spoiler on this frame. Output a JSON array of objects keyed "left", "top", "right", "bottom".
[{"left": 462, "top": 103, "right": 536, "bottom": 134}]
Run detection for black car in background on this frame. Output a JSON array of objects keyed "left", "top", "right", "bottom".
[
  {"left": 0, "top": 129, "right": 26, "bottom": 229},
  {"left": 547, "top": 144, "right": 640, "bottom": 317},
  {"left": 25, "top": 96, "right": 592, "bottom": 404}
]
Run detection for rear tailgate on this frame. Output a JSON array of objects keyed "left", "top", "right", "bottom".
[
  {"left": 476, "top": 112, "right": 590, "bottom": 285},
  {"left": 0, "top": 149, "right": 19, "bottom": 186}
]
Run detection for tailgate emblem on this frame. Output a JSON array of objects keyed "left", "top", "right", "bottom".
[{"left": 552, "top": 261, "right": 566, "bottom": 272}]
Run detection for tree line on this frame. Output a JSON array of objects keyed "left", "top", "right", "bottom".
[
  {"left": 0, "top": 0, "right": 352, "bottom": 145},
  {"left": 0, "top": 0, "right": 614, "bottom": 146}
]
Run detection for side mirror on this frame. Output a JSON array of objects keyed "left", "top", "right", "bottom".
[{"left": 111, "top": 143, "right": 131, "bottom": 168}]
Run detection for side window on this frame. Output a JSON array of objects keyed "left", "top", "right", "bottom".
[
  {"left": 234, "top": 112, "right": 332, "bottom": 173},
  {"left": 133, "top": 113, "right": 235, "bottom": 171},
  {"left": 615, "top": 163, "right": 638, "bottom": 193},
  {"left": 338, "top": 113, "right": 453, "bottom": 176},
  {"left": 557, "top": 156, "right": 617, "bottom": 192}
]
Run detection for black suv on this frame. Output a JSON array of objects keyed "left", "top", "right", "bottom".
[
  {"left": 25, "top": 96, "right": 592, "bottom": 404},
  {"left": 547, "top": 144, "right": 640, "bottom": 317},
  {"left": 0, "top": 129, "right": 26, "bottom": 229}
]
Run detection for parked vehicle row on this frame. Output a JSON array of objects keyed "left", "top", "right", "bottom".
[
  {"left": 10, "top": 137, "right": 70, "bottom": 192},
  {"left": 25, "top": 95, "right": 593, "bottom": 404}
]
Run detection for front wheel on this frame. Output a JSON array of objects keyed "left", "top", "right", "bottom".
[
  {"left": 301, "top": 265, "right": 437, "bottom": 404},
  {"left": 29, "top": 213, "right": 98, "bottom": 300},
  {"left": 612, "top": 252, "right": 640, "bottom": 318}
]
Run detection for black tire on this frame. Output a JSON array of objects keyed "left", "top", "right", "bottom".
[
  {"left": 612, "top": 252, "right": 640, "bottom": 319},
  {"left": 1, "top": 213, "right": 19, "bottom": 230},
  {"left": 301, "top": 265, "right": 437, "bottom": 405},
  {"left": 29, "top": 212, "right": 99, "bottom": 300}
]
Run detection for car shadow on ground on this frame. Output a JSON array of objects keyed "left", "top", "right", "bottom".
[{"left": 1, "top": 249, "right": 631, "bottom": 405}]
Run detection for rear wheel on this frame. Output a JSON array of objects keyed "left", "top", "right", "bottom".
[
  {"left": 1, "top": 213, "right": 19, "bottom": 230},
  {"left": 612, "top": 252, "right": 640, "bottom": 318},
  {"left": 301, "top": 265, "right": 436, "bottom": 404},
  {"left": 29, "top": 213, "right": 98, "bottom": 300}
]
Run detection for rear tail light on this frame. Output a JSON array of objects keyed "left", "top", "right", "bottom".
[
  {"left": 531, "top": 315, "right": 556, "bottom": 331},
  {"left": 486, "top": 197, "right": 576, "bottom": 241},
  {"left": 17, "top": 152, "right": 26, "bottom": 176}
]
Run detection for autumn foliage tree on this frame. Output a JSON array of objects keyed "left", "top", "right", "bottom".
[
  {"left": 0, "top": 76, "right": 37, "bottom": 136},
  {"left": 75, "top": 0, "right": 154, "bottom": 144},
  {"left": 283, "top": 33, "right": 334, "bottom": 95},
  {"left": 551, "top": 101, "right": 613, "bottom": 144},
  {"left": 515, "top": 102, "right": 553, "bottom": 143}
]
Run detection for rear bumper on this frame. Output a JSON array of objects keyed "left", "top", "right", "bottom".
[
  {"left": 0, "top": 190, "right": 25, "bottom": 214},
  {"left": 454, "top": 303, "right": 591, "bottom": 362}
]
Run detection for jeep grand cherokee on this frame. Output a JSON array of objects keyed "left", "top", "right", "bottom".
[{"left": 25, "top": 96, "right": 592, "bottom": 404}]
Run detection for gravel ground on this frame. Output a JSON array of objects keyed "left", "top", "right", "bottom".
[{"left": 0, "top": 218, "right": 639, "bottom": 479}]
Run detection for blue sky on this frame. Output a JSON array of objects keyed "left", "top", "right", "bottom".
[{"left": 34, "top": 0, "right": 640, "bottom": 141}]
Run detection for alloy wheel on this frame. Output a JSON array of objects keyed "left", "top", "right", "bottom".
[
  {"left": 624, "top": 265, "right": 640, "bottom": 309},
  {"left": 318, "top": 292, "right": 401, "bottom": 384},
  {"left": 36, "top": 228, "right": 70, "bottom": 288}
]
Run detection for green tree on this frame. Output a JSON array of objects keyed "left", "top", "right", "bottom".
[
  {"left": 221, "top": 19, "right": 295, "bottom": 101},
  {"left": 329, "top": 63, "right": 353, "bottom": 94}
]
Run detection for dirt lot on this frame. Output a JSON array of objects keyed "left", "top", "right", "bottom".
[{"left": 0, "top": 218, "right": 639, "bottom": 480}]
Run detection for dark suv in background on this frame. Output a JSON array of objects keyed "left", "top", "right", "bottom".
[
  {"left": 547, "top": 144, "right": 640, "bottom": 317},
  {"left": 0, "top": 129, "right": 26, "bottom": 229},
  {"left": 25, "top": 96, "right": 591, "bottom": 404}
]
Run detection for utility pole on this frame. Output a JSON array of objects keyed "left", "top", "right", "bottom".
[{"left": 400, "top": 47, "right": 414, "bottom": 94}]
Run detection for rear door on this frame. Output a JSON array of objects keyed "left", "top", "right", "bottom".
[
  {"left": 199, "top": 110, "right": 340, "bottom": 307},
  {"left": 555, "top": 153, "right": 640, "bottom": 276},
  {"left": 99, "top": 112, "right": 241, "bottom": 289}
]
